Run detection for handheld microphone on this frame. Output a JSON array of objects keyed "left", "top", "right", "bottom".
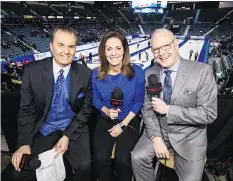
[
  {"left": 110, "top": 87, "right": 126, "bottom": 130},
  {"left": 146, "top": 74, "right": 164, "bottom": 117},
  {"left": 146, "top": 74, "right": 162, "bottom": 98},
  {"left": 110, "top": 87, "right": 123, "bottom": 108},
  {"left": 19, "top": 154, "right": 41, "bottom": 170}
]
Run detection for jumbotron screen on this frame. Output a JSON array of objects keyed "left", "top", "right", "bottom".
[
  {"left": 133, "top": 8, "right": 164, "bottom": 14},
  {"left": 131, "top": 1, "right": 167, "bottom": 9}
]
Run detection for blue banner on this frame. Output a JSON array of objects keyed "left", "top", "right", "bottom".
[{"left": 10, "top": 54, "right": 35, "bottom": 62}]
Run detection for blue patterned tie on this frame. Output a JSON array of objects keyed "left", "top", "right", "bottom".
[
  {"left": 163, "top": 70, "right": 172, "bottom": 105},
  {"left": 56, "top": 69, "right": 65, "bottom": 91}
]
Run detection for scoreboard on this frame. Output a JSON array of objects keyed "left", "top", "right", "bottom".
[{"left": 132, "top": 1, "right": 167, "bottom": 14}]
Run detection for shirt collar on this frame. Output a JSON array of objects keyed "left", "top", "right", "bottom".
[
  {"left": 53, "top": 58, "right": 71, "bottom": 79},
  {"left": 162, "top": 57, "right": 180, "bottom": 73}
]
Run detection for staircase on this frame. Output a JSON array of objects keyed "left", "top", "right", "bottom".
[
  {"left": 98, "top": 9, "right": 107, "bottom": 18},
  {"left": 118, "top": 10, "right": 130, "bottom": 25},
  {"left": 119, "top": 26, "right": 130, "bottom": 35},
  {"left": 184, "top": 25, "right": 191, "bottom": 36},
  {"left": 161, "top": 11, "right": 168, "bottom": 24},
  {"left": 205, "top": 9, "right": 233, "bottom": 36},
  {"left": 216, "top": 8, "right": 233, "bottom": 24},
  {"left": 4, "top": 30, "right": 40, "bottom": 54},
  {"left": 138, "top": 14, "right": 144, "bottom": 24},
  {"left": 23, "top": 3, "right": 38, "bottom": 16},
  {"left": 50, "top": 5, "right": 62, "bottom": 16},
  {"left": 138, "top": 25, "right": 145, "bottom": 35},
  {"left": 1, "top": 9, "right": 9, "bottom": 15},
  {"left": 194, "top": 9, "right": 200, "bottom": 24}
]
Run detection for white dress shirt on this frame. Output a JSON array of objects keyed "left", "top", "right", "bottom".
[
  {"left": 53, "top": 59, "right": 71, "bottom": 82},
  {"left": 160, "top": 58, "right": 181, "bottom": 99}
]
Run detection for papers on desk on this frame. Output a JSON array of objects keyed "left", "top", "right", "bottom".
[{"left": 36, "top": 148, "right": 66, "bottom": 181}]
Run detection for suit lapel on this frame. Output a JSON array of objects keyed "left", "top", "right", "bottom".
[
  {"left": 171, "top": 59, "right": 188, "bottom": 104},
  {"left": 69, "top": 62, "right": 80, "bottom": 106},
  {"left": 42, "top": 58, "right": 54, "bottom": 115}
]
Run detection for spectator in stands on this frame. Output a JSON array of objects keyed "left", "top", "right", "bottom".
[
  {"left": 92, "top": 29, "right": 145, "bottom": 181},
  {"left": 1, "top": 82, "right": 12, "bottom": 93},
  {"left": 3, "top": 63, "right": 11, "bottom": 74},
  {"left": 131, "top": 28, "right": 218, "bottom": 181},
  {"left": 1, "top": 73, "right": 14, "bottom": 93},
  {"left": 12, "top": 69, "right": 19, "bottom": 79},
  {"left": 11, "top": 25, "right": 92, "bottom": 181}
]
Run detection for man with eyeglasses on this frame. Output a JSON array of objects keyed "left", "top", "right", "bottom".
[{"left": 132, "top": 29, "right": 218, "bottom": 181}]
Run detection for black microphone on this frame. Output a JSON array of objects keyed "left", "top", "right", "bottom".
[
  {"left": 110, "top": 87, "right": 127, "bottom": 129},
  {"left": 110, "top": 87, "right": 123, "bottom": 108},
  {"left": 146, "top": 74, "right": 164, "bottom": 117},
  {"left": 146, "top": 74, "right": 162, "bottom": 98},
  {"left": 19, "top": 154, "right": 41, "bottom": 170}
]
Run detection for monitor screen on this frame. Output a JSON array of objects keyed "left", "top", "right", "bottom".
[
  {"left": 133, "top": 8, "right": 164, "bottom": 14},
  {"left": 132, "top": 1, "right": 167, "bottom": 9}
]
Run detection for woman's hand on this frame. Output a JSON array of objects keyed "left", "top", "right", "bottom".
[
  {"left": 109, "top": 108, "right": 121, "bottom": 120},
  {"left": 108, "top": 124, "right": 123, "bottom": 137}
]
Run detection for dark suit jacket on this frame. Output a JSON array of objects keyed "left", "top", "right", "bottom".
[{"left": 17, "top": 58, "right": 92, "bottom": 147}]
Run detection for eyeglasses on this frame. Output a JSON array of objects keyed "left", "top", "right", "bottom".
[{"left": 152, "top": 39, "right": 175, "bottom": 55}]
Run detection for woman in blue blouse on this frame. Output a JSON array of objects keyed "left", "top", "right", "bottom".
[{"left": 92, "top": 29, "right": 145, "bottom": 181}]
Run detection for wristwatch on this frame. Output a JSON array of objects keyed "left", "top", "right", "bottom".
[{"left": 119, "top": 122, "right": 127, "bottom": 130}]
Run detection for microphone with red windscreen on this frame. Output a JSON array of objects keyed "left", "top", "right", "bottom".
[
  {"left": 19, "top": 154, "right": 41, "bottom": 170},
  {"left": 146, "top": 74, "right": 164, "bottom": 117},
  {"left": 146, "top": 74, "right": 163, "bottom": 98},
  {"left": 110, "top": 87, "right": 126, "bottom": 129},
  {"left": 110, "top": 87, "right": 123, "bottom": 108}
]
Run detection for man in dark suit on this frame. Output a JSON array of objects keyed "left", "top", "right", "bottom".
[{"left": 11, "top": 26, "right": 92, "bottom": 181}]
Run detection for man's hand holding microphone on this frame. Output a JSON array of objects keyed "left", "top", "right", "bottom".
[{"left": 146, "top": 74, "right": 169, "bottom": 159}]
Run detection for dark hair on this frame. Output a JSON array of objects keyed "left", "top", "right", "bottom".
[
  {"left": 97, "top": 29, "right": 135, "bottom": 80},
  {"left": 51, "top": 25, "right": 78, "bottom": 45}
]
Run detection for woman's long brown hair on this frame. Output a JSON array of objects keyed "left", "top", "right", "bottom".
[{"left": 97, "top": 29, "right": 135, "bottom": 80}]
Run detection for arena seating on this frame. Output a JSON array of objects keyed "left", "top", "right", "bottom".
[
  {"left": 1, "top": 2, "right": 32, "bottom": 16},
  {"left": 198, "top": 8, "right": 233, "bottom": 23},
  {"left": 1, "top": 31, "right": 33, "bottom": 58},
  {"left": 167, "top": 9, "right": 196, "bottom": 23},
  {"left": 100, "top": 7, "right": 122, "bottom": 18},
  {"left": 2, "top": 2, "right": 233, "bottom": 60},
  {"left": 141, "top": 13, "right": 164, "bottom": 23},
  {"left": 188, "top": 24, "right": 214, "bottom": 36},
  {"left": 119, "top": 8, "right": 139, "bottom": 22}
]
